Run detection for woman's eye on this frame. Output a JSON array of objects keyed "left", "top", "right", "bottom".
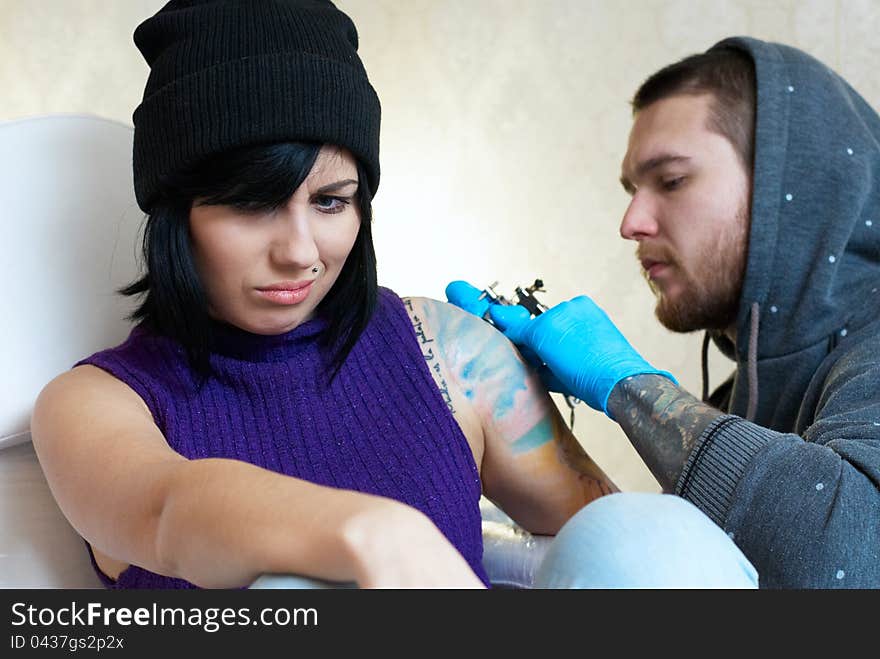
[
  {"left": 229, "top": 200, "right": 274, "bottom": 214},
  {"left": 314, "top": 195, "right": 350, "bottom": 213}
]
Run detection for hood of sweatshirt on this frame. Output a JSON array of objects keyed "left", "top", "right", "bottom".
[{"left": 705, "top": 37, "right": 880, "bottom": 429}]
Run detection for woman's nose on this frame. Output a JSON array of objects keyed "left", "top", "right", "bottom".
[{"left": 270, "top": 210, "right": 320, "bottom": 268}]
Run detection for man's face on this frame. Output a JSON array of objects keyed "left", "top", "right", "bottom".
[{"left": 619, "top": 93, "right": 751, "bottom": 333}]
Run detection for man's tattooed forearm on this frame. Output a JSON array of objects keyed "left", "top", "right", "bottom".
[{"left": 606, "top": 374, "right": 722, "bottom": 491}]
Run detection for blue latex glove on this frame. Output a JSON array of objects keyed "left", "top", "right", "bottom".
[
  {"left": 446, "top": 280, "right": 571, "bottom": 396},
  {"left": 445, "top": 280, "right": 491, "bottom": 319},
  {"left": 445, "top": 280, "right": 571, "bottom": 394},
  {"left": 446, "top": 280, "right": 676, "bottom": 418}
]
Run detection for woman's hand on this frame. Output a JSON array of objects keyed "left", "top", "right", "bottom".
[{"left": 340, "top": 500, "right": 486, "bottom": 589}]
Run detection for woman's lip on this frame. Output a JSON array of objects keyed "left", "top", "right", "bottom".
[
  {"left": 255, "top": 281, "right": 314, "bottom": 305},
  {"left": 258, "top": 279, "right": 315, "bottom": 291}
]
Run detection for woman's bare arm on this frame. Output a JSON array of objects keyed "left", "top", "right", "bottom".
[
  {"left": 31, "top": 365, "right": 483, "bottom": 588},
  {"left": 407, "top": 298, "right": 617, "bottom": 535}
]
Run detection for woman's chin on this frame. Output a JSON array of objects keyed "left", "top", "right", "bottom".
[{"left": 248, "top": 309, "right": 316, "bottom": 335}]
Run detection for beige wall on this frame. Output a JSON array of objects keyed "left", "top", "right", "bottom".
[{"left": 3, "top": 0, "right": 879, "bottom": 492}]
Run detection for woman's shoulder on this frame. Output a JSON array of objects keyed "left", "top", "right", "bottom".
[
  {"left": 374, "top": 286, "right": 432, "bottom": 328},
  {"left": 390, "top": 291, "right": 507, "bottom": 386},
  {"left": 30, "top": 325, "right": 174, "bottom": 427},
  {"left": 70, "top": 324, "right": 187, "bottom": 419},
  {"left": 375, "top": 285, "right": 404, "bottom": 310},
  {"left": 74, "top": 324, "right": 183, "bottom": 376},
  {"left": 34, "top": 362, "right": 155, "bottom": 444},
  {"left": 393, "top": 292, "right": 492, "bottom": 339}
]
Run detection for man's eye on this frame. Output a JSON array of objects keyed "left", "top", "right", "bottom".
[
  {"left": 315, "top": 195, "right": 351, "bottom": 213},
  {"left": 662, "top": 177, "right": 685, "bottom": 191}
]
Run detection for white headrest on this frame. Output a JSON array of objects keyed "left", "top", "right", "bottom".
[{"left": 0, "top": 115, "right": 142, "bottom": 449}]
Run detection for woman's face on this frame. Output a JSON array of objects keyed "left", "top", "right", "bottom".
[{"left": 189, "top": 146, "right": 361, "bottom": 335}]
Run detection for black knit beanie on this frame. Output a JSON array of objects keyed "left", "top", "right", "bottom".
[{"left": 132, "top": 0, "right": 381, "bottom": 212}]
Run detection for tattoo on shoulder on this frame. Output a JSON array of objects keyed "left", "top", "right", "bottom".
[{"left": 403, "top": 298, "right": 455, "bottom": 415}]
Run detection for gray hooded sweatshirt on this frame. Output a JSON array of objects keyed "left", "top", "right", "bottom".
[{"left": 673, "top": 37, "right": 880, "bottom": 588}]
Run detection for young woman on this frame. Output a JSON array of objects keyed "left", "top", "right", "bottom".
[{"left": 30, "top": 0, "right": 616, "bottom": 589}]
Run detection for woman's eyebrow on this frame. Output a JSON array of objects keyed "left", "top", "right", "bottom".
[{"left": 314, "top": 179, "right": 359, "bottom": 194}]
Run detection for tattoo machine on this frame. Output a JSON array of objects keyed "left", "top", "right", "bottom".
[{"left": 477, "top": 279, "right": 581, "bottom": 428}]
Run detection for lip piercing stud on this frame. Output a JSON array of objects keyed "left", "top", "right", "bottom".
[{"left": 312, "top": 266, "right": 320, "bottom": 273}]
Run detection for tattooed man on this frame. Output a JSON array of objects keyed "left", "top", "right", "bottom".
[{"left": 450, "top": 38, "right": 880, "bottom": 589}]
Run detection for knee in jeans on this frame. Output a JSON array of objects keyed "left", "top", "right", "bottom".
[
  {"left": 561, "top": 492, "right": 695, "bottom": 533},
  {"left": 552, "top": 492, "right": 728, "bottom": 560},
  {"left": 537, "top": 493, "right": 758, "bottom": 588}
]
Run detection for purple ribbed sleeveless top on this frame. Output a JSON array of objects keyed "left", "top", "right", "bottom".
[{"left": 76, "top": 287, "right": 488, "bottom": 587}]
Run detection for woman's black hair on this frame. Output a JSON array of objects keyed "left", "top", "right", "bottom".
[{"left": 120, "top": 141, "right": 377, "bottom": 384}]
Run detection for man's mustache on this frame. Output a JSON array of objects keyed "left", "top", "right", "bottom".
[{"left": 636, "top": 245, "right": 678, "bottom": 270}]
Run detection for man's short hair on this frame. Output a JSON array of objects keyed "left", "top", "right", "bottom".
[{"left": 632, "top": 48, "right": 756, "bottom": 172}]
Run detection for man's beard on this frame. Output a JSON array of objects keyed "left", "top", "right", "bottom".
[{"left": 644, "top": 204, "right": 749, "bottom": 334}]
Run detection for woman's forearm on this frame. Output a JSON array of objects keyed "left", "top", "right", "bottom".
[{"left": 154, "top": 457, "right": 405, "bottom": 588}]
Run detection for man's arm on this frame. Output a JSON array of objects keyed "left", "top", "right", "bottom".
[
  {"left": 405, "top": 297, "right": 617, "bottom": 535},
  {"left": 607, "top": 374, "right": 722, "bottom": 491},
  {"left": 611, "top": 340, "right": 880, "bottom": 588}
]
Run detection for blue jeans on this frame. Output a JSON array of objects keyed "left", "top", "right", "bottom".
[
  {"left": 250, "top": 493, "right": 758, "bottom": 589},
  {"left": 533, "top": 492, "right": 758, "bottom": 588}
]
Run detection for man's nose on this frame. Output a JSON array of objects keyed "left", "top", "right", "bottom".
[{"left": 619, "top": 193, "right": 660, "bottom": 241}]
